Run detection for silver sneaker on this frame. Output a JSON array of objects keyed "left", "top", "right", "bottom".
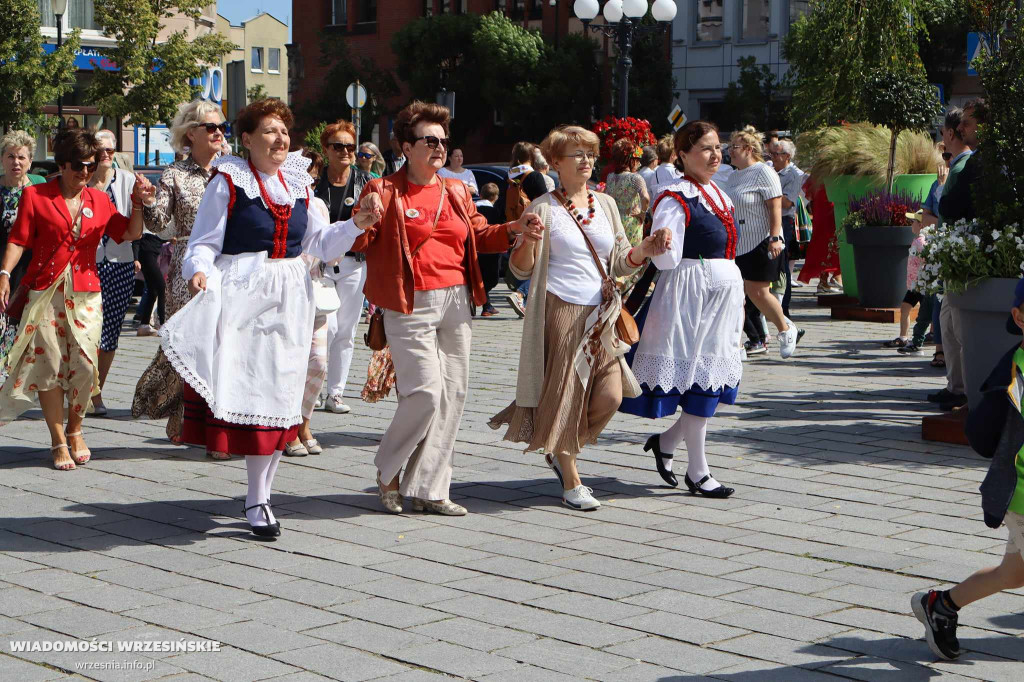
[
  {"left": 563, "top": 485, "right": 601, "bottom": 511},
  {"left": 506, "top": 293, "right": 526, "bottom": 318},
  {"left": 412, "top": 498, "right": 468, "bottom": 516},
  {"left": 377, "top": 473, "right": 403, "bottom": 514},
  {"left": 325, "top": 395, "right": 351, "bottom": 414},
  {"left": 778, "top": 318, "right": 799, "bottom": 359}
]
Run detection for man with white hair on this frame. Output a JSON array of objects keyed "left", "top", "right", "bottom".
[{"left": 770, "top": 139, "right": 805, "bottom": 316}]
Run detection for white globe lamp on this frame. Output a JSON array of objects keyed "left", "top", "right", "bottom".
[
  {"left": 651, "top": 0, "right": 677, "bottom": 22},
  {"left": 622, "top": 0, "right": 648, "bottom": 19},
  {"left": 573, "top": 0, "right": 600, "bottom": 20},
  {"left": 603, "top": 0, "right": 623, "bottom": 23}
]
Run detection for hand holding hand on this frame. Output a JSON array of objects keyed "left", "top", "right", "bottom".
[
  {"left": 133, "top": 174, "right": 156, "bottom": 205},
  {"left": 353, "top": 193, "right": 383, "bottom": 230},
  {"left": 188, "top": 272, "right": 207, "bottom": 295},
  {"left": 638, "top": 228, "right": 672, "bottom": 259},
  {"left": 513, "top": 211, "right": 544, "bottom": 242}
]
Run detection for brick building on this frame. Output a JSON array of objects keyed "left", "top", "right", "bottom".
[{"left": 288, "top": 0, "right": 610, "bottom": 161}]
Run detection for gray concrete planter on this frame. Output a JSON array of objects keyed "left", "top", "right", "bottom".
[
  {"left": 949, "top": 277, "right": 1021, "bottom": 410},
  {"left": 846, "top": 225, "right": 916, "bottom": 308}
]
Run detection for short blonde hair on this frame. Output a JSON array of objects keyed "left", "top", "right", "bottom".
[
  {"left": 169, "top": 99, "right": 225, "bottom": 154},
  {"left": 1, "top": 130, "right": 36, "bottom": 159},
  {"left": 539, "top": 125, "right": 599, "bottom": 165},
  {"left": 730, "top": 128, "right": 764, "bottom": 160}
]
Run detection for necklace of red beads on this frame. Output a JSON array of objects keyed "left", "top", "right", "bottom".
[
  {"left": 557, "top": 189, "right": 597, "bottom": 226},
  {"left": 249, "top": 160, "right": 293, "bottom": 258}
]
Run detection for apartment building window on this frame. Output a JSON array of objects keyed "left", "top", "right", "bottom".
[
  {"left": 268, "top": 48, "right": 281, "bottom": 73},
  {"left": 790, "top": 0, "right": 810, "bottom": 25},
  {"left": 494, "top": 0, "right": 507, "bottom": 12},
  {"left": 251, "top": 47, "right": 263, "bottom": 72},
  {"left": 38, "top": 0, "right": 97, "bottom": 30},
  {"left": 741, "top": 0, "right": 772, "bottom": 41},
  {"left": 441, "top": 0, "right": 468, "bottom": 12},
  {"left": 332, "top": 0, "right": 347, "bottom": 24},
  {"left": 511, "top": 0, "right": 526, "bottom": 20},
  {"left": 358, "top": 0, "right": 377, "bottom": 22},
  {"left": 695, "top": 0, "right": 724, "bottom": 42}
]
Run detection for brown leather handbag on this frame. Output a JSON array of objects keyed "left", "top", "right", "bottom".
[
  {"left": 363, "top": 181, "right": 448, "bottom": 350},
  {"left": 557, "top": 193, "right": 641, "bottom": 346}
]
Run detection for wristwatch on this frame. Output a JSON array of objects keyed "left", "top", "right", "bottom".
[{"left": 768, "top": 235, "right": 785, "bottom": 244}]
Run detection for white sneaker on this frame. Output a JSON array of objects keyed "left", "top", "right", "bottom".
[
  {"left": 314, "top": 396, "right": 324, "bottom": 410},
  {"left": 137, "top": 324, "right": 158, "bottom": 337},
  {"left": 325, "top": 395, "right": 351, "bottom": 414},
  {"left": 506, "top": 293, "right": 526, "bottom": 318},
  {"left": 562, "top": 485, "right": 601, "bottom": 511},
  {"left": 778, "top": 318, "right": 798, "bottom": 359}
]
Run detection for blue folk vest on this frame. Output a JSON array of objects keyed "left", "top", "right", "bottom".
[{"left": 222, "top": 179, "right": 309, "bottom": 259}]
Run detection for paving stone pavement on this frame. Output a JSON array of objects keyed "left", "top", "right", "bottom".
[{"left": 1, "top": 288, "right": 1022, "bottom": 681}]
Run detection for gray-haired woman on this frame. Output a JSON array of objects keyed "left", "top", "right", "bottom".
[
  {"left": 1, "top": 131, "right": 46, "bottom": 295},
  {"left": 131, "top": 99, "right": 229, "bottom": 457},
  {"left": 356, "top": 142, "right": 386, "bottom": 178}
]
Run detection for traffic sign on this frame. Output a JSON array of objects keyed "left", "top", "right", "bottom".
[
  {"left": 967, "top": 33, "right": 989, "bottom": 77},
  {"left": 346, "top": 82, "right": 368, "bottom": 109},
  {"left": 667, "top": 104, "right": 686, "bottom": 131}
]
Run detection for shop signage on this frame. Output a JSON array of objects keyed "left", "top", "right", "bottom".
[{"left": 42, "top": 43, "right": 119, "bottom": 71}]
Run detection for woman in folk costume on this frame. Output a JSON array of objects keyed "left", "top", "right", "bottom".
[
  {"left": 620, "top": 121, "right": 743, "bottom": 499},
  {"left": 159, "top": 99, "right": 376, "bottom": 537}
]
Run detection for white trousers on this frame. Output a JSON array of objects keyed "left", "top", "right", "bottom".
[{"left": 324, "top": 257, "right": 368, "bottom": 399}]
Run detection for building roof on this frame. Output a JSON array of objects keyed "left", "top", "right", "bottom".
[{"left": 239, "top": 12, "right": 288, "bottom": 28}]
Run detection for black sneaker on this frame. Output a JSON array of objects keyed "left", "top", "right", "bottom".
[
  {"left": 744, "top": 340, "right": 767, "bottom": 355},
  {"left": 927, "top": 388, "right": 956, "bottom": 403},
  {"left": 911, "top": 591, "right": 961, "bottom": 660},
  {"left": 898, "top": 343, "right": 924, "bottom": 355},
  {"left": 940, "top": 393, "right": 968, "bottom": 411}
]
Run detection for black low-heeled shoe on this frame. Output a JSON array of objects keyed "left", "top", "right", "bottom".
[
  {"left": 644, "top": 434, "right": 677, "bottom": 487},
  {"left": 242, "top": 502, "right": 281, "bottom": 537},
  {"left": 684, "top": 473, "right": 734, "bottom": 499}
]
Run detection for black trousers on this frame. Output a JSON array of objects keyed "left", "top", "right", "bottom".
[
  {"left": 478, "top": 253, "right": 500, "bottom": 302},
  {"left": 135, "top": 235, "right": 165, "bottom": 325},
  {"left": 781, "top": 215, "right": 797, "bottom": 318},
  {"left": 743, "top": 295, "right": 766, "bottom": 344}
]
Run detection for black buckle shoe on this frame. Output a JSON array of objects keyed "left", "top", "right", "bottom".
[
  {"left": 644, "top": 434, "right": 677, "bottom": 487},
  {"left": 242, "top": 502, "right": 281, "bottom": 537},
  {"left": 684, "top": 473, "right": 734, "bottom": 498}
]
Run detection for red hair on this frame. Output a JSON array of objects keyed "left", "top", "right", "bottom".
[{"left": 321, "top": 119, "right": 357, "bottom": 151}]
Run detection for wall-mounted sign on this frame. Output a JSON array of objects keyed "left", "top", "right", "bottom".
[
  {"left": 134, "top": 125, "right": 175, "bottom": 166},
  {"left": 193, "top": 66, "right": 224, "bottom": 104},
  {"left": 42, "top": 43, "right": 119, "bottom": 71}
]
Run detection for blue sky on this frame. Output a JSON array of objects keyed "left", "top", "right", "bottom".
[{"left": 217, "top": 0, "right": 291, "bottom": 39}]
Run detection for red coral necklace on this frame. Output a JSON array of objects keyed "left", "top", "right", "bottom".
[{"left": 249, "top": 160, "right": 292, "bottom": 258}]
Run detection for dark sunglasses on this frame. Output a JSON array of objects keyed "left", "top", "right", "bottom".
[
  {"left": 328, "top": 142, "right": 357, "bottom": 153},
  {"left": 356, "top": 151, "right": 375, "bottom": 159},
  {"left": 99, "top": 147, "right": 116, "bottom": 156},
  {"left": 412, "top": 135, "right": 450, "bottom": 150},
  {"left": 70, "top": 160, "right": 98, "bottom": 172},
  {"left": 192, "top": 122, "right": 228, "bottom": 134}
]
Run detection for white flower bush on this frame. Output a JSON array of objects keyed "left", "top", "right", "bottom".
[{"left": 916, "top": 219, "right": 1024, "bottom": 294}]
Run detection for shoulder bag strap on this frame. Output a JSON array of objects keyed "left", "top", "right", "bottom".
[{"left": 409, "top": 181, "right": 448, "bottom": 259}]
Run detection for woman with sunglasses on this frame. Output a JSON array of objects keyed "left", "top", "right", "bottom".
[
  {"left": 131, "top": 100, "right": 229, "bottom": 457},
  {"left": 352, "top": 101, "right": 543, "bottom": 516},
  {"left": 313, "top": 120, "right": 373, "bottom": 420},
  {"left": 356, "top": 142, "right": 385, "bottom": 178},
  {"left": 161, "top": 99, "right": 374, "bottom": 537},
  {"left": 86, "top": 130, "right": 137, "bottom": 417},
  {"left": 0, "top": 129, "right": 150, "bottom": 469}
]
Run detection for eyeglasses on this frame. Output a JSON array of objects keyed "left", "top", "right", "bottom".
[
  {"left": 328, "top": 142, "right": 357, "bottom": 153},
  {"left": 192, "top": 122, "right": 228, "bottom": 134},
  {"left": 562, "top": 151, "right": 596, "bottom": 163},
  {"left": 99, "top": 148, "right": 116, "bottom": 156},
  {"left": 769, "top": 151, "right": 788, "bottom": 157},
  {"left": 412, "top": 135, "right": 450, "bottom": 150},
  {"left": 70, "top": 160, "right": 98, "bottom": 172},
  {"left": 355, "top": 151, "right": 375, "bottom": 159}
]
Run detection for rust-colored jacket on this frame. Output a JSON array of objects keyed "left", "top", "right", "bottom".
[{"left": 351, "top": 166, "right": 517, "bottom": 314}]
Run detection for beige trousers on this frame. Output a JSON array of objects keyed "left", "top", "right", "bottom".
[
  {"left": 940, "top": 297, "right": 965, "bottom": 396},
  {"left": 376, "top": 285, "right": 472, "bottom": 500}
]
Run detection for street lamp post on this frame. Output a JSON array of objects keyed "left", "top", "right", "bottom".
[
  {"left": 573, "top": 0, "right": 677, "bottom": 118},
  {"left": 51, "top": 0, "right": 69, "bottom": 131}
]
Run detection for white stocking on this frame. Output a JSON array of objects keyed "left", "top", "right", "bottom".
[
  {"left": 265, "top": 451, "right": 283, "bottom": 498},
  {"left": 661, "top": 412, "right": 717, "bottom": 489},
  {"left": 245, "top": 455, "right": 273, "bottom": 527}
]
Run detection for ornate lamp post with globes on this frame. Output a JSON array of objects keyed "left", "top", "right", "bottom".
[{"left": 572, "top": 0, "right": 677, "bottom": 118}]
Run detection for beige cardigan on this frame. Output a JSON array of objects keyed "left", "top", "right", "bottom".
[{"left": 509, "top": 192, "right": 643, "bottom": 408}]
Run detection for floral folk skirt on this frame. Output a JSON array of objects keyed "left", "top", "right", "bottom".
[
  {"left": 0, "top": 268, "right": 101, "bottom": 425},
  {"left": 489, "top": 292, "right": 622, "bottom": 458}
]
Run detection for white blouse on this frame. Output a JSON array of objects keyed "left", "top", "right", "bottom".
[
  {"left": 182, "top": 171, "right": 363, "bottom": 281},
  {"left": 438, "top": 167, "right": 479, "bottom": 194},
  {"left": 545, "top": 194, "right": 614, "bottom": 306}
]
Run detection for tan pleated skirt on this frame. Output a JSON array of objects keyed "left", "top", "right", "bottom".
[{"left": 490, "top": 292, "right": 622, "bottom": 458}]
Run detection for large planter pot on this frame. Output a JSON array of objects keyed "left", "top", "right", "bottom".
[
  {"left": 824, "top": 174, "right": 937, "bottom": 301},
  {"left": 948, "top": 278, "right": 1021, "bottom": 411},
  {"left": 846, "top": 225, "right": 916, "bottom": 308}
]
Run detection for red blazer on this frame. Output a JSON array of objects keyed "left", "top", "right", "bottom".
[
  {"left": 8, "top": 180, "right": 130, "bottom": 292},
  {"left": 351, "top": 166, "right": 516, "bottom": 314}
]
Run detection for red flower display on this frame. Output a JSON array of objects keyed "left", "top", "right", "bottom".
[{"left": 590, "top": 115, "right": 657, "bottom": 181}]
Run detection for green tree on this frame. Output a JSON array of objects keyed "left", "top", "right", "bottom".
[
  {"left": 0, "top": 0, "right": 81, "bottom": 131},
  {"left": 784, "top": 0, "right": 930, "bottom": 132},
  {"left": 89, "top": 0, "right": 235, "bottom": 163},
  {"left": 720, "top": 56, "right": 789, "bottom": 132},
  {"left": 917, "top": 0, "right": 971, "bottom": 100},
  {"left": 246, "top": 83, "right": 268, "bottom": 103},
  {"left": 297, "top": 34, "right": 398, "bottom": 143},
  {"left": 303, "top": 121, "right": 327, "bottom": 155}
]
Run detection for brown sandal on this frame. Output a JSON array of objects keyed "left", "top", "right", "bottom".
[
  {"left": 206, "top": 451, "right": 231, "bottom": 461},
  {"left": 931, "top": 351, "right": 946, "bottom": 368}
]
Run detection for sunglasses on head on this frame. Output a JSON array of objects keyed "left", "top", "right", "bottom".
[
  {"left": 192, "top": 122, "right": 228, "bottom": 134},
  {"left": 356, "top": 151, "right": 374, "bottom": 159},
  {"left": 412, "top": 135, "right": 450, "bottom": 150},
  {"left": 70, "top": 160, "right": 98, "bottom": 172},
  {"left": 328, "top": 142, "right": 357, "bottom": 153}
]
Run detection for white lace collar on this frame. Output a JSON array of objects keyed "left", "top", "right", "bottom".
[
  {"left": 212, "top": 152, "right": 311, "bottom": 207},
  {"left": 657, "top": 177, "right": 733, "bottom": 215}
]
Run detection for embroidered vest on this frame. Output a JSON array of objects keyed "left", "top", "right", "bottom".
[
  {"left": 652, "top": 191, "right": 738, "bottom": 260},
  {"left": 221, "top": 183, "right": 309, "bottom": 259}
]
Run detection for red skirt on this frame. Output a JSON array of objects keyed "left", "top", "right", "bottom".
[
  {"left": 798, "top": 182, "right": 841, "bottom": 283},
  {"left": 183, "top": 383, "right": 298, "bottom": 456}
]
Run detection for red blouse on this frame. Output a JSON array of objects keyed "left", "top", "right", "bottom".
[
  {"left": 8, "top": 181, "right": 130, "bottom": 292},
  {"left": 404, "top": 181, "right": 469, "bottom": 291}
]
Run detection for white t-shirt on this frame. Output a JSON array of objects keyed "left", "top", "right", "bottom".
[
  {"left": 438, "top": 167, "right": 479, "bottom": 194},
  {"left": 545, "top": 195, "right": 614, "bottom": 306},
  {"left": 723, "top": 162, "right": 783, "bottom": 257}
]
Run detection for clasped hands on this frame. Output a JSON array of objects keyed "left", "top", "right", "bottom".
[{"left": 635, "top": 228, "right": 672, "bottom": 260}]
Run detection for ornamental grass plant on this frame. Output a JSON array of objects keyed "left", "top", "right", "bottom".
[{"left": 797, "top": 123, "right": 940, "bottom": 182}]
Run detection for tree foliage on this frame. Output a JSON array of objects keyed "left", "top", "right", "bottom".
[
  {"left": 88, "top": 0, "right": 235, "bottom": 155},
  {"left": 784, "top": 0, "right": 930, "bottom": 132},
  {"left": 0, "top": 0, "right": 81, "bottom": 131},
  {"left": 625, "top": 15, "right": 677, "bottom": 136},
  {"left": 720, "top": 57, "right": 789, "bottom": 133},
  {"left": 246, "top": 83, "right": 268, "bottom": 104}
]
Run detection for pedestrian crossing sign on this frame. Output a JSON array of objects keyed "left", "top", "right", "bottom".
[{"left": 668, "top": 105, "right": 686, "bottom": 131}]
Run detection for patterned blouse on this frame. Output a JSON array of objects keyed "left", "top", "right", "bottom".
[{"left": 142, "top": 156, "right": 211, "bottom": 317}]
